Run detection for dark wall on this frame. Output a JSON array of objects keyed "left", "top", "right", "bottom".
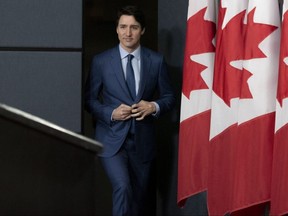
[{"left": 83, "top": 1, "right": 158, "bottom": 215}]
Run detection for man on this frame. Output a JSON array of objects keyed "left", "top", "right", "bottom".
[{"left": 85, "top": 5, "right": 175, "bottom": 216}]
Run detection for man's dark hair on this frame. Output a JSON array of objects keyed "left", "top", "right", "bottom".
[{"left": 116, "top": 5, "right": 146, "bottom": 30}]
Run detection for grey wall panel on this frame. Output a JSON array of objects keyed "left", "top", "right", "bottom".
[
  {"left": 0, "top": 0, "right": 82, "bottom": 48},
  {"left": 0, "top": 51, "right": 82, "bottom": 132}
]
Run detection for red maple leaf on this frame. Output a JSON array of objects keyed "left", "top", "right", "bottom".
[
  {"left": 243, "top": 8, "right": 278, "bottom": 60},
  {"left": 240, "top": 7, "right": 278, "bottom": 99},
  {"left": 213, "top": 6, "right": 246, "bottom": 107},
  {"left": 240, "top": 69, "right": 253, "bottom": 99},
  {"left": 277, "top": 11, "right": 288, "bottom": 106},
  {"left": 182, "top": 7, "right": 216, "bottom": 99}
]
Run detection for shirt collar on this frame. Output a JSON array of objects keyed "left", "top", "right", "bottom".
[{"left": 119, "top": 44, "right": 141, "bottom": 60}]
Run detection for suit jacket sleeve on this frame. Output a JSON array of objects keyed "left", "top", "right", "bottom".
[
  {"left": 153, "top": 55, "right": 175, "bottom": 116},
  {"left": 84, "top": 55, "right": 114, "bottom": 126}
]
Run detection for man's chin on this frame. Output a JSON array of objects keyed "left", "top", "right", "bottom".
[{"left": 123, "top": 44, "right": 137, "bottom": 51}]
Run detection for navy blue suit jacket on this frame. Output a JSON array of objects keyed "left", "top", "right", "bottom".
[{"left": 85, "top": 46, "right": 175, "bottom": 162}]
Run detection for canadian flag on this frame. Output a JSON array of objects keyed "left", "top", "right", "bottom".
[
  {"left": 270, "top": 0, "right": 288, "bottom": 215},
  {"left": 177, "top": 0, "right": 216, "bottom": 207},
  {"left": 207, "top": 1, "right": 247, "bottom": 215},
  {"left": 178, "top": 0, "right": 281, "bottom": 214},
  {"left": 231, "top": 0, "right": 280, "bottom": 213}
]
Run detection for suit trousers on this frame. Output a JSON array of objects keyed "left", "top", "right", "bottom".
[{"left": 100, "top": 134, "right": 156, "bottom": 216}]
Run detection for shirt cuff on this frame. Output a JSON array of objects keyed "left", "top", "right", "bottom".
[{"left": 152, "top": 102, "right": 160, "bottom": 116}]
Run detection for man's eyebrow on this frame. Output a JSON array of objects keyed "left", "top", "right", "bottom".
[{"left": 119, "top": 24, "right": 140, "bottom": 27}]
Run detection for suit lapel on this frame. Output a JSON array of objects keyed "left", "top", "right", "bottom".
[
  {"left": 110, "top": 47, "right": 132, "bottom": 100},
  {"left": 137, "top": 48, "right": 151, "bottom": 100}
]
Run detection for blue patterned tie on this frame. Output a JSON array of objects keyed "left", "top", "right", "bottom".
[
  {"left": 126, "top": 54, "right": 136, "bottom": 134},
  {"left": 126, "top": 54, "right": 136, "bottom": 100}
]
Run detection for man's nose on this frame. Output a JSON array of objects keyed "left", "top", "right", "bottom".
[{"left": 126, "top": 28, "right": 132, "bottom": 36}]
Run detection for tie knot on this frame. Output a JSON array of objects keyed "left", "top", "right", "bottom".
[{"left": 127, "top": 54, "right": 134, "bottom": 62}]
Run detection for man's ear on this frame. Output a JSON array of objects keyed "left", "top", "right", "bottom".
[{"left": 141, "top": 28, "right": 146, "bottom": 35}]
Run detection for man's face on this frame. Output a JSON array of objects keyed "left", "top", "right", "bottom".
[{"left": 116, "top": 15, "right": 145, "bottom": 52}]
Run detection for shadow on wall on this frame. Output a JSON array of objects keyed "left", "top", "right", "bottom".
[
  {"left": 156, "top": 26, "right": 209, "bottom": 215},
  {"left": 156, "top": 64, "right": 181, "bottom": 216}
]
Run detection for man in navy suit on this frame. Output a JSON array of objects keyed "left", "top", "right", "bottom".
[{"left": 85, "top": 5, "right": 175, "bottom": 216}]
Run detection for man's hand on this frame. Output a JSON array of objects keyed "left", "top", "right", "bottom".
[
  {"left": 112, "top": 104, "right": 133, "bottom": 121},
  {"left": 131, "top": 100, "right": 156, "bottom": 121}
]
